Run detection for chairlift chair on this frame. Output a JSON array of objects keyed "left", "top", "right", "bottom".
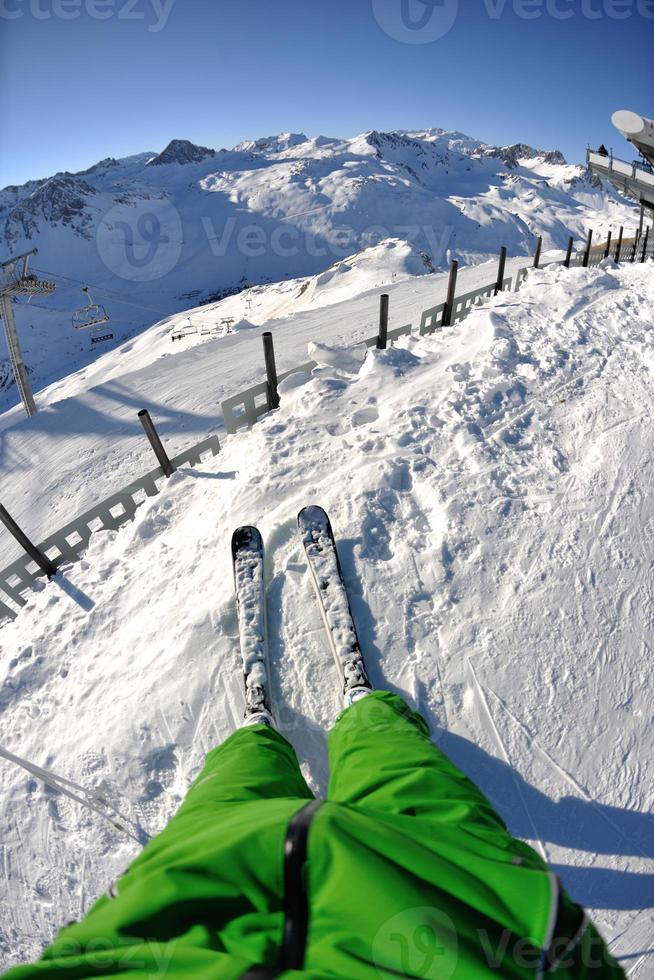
[
  {"left": 181, "top": 318, "right": 198, "bottom": 337},
  {"left": 171, "top": 319, "right": 198, "bottom": 342},
  {"left": 72, "top": 287, "right": 110, "bottom": 330}
]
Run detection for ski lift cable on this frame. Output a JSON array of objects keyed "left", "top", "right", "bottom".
[
  {"left": 32, "top": 267, "right": 173, "bottom": 319},
  {"left": 36, "top": 266, "right": 170, "bottom": 316},
  {"left": 11, "top": 298, "right": 80, "bottom": 315},
  {"left": 33, "top": 267, "right": 248, "bottom": 323}
]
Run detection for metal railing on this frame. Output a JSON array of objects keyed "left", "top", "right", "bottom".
[
  {"left": 0, "top": 436, "right": 220, "bottom": 622},
  {"left": 587, "top": 150, "right": 654, "bottom": 189}
]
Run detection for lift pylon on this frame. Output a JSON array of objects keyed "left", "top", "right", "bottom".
[{"left": 0, "top": 249, "right": 56, "bottom": 417}]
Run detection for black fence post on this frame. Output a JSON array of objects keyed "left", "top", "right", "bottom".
[
  {"left": 138, "top": 410, "right": 174, "bottom": 477},
  {"left": 582, "top": 229, "right": 593, "bottom": 268},
  {"left": 0, "top": 504, "right": 57, "bottom": 579},
  {"left": 494, "top": 246, "right": 507, "bottom": 295},
  {"left": 615, "top": 226, "right": 623, "bottom": 263},
  {"left": 631, "top": 233, "right": 638, "bottom": 263},
  {"left": 533, "top": 236, "right": 543, "bottom": 269},
  {"left": 564, "top": 236, "right": 574, "bottom": 269},
  {"left": 604, "top": 230, "right": 612, "bottom": 260},
  {"left": 377, "top": 294, "right": 389, "bottom": 350},
  {"left": 641, "top": 227, "right": 649, "bottom": 263},
  {"left": 442, "top": 259, "right": 458, "bottom": 327},
  {"left": 262, "top": 331, "right": 280, "bottom": 411}
]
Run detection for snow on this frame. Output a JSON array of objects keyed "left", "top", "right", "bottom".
[
  {"left": 0, "top": 248, "right": 580, "bottom": 570},
  {"left": 306, "top": 341, "right": 368, "bottom": 377},
  {"left": 0, "top": 259, "right": 652, "bottom": 972},
  {"left": 0, "top": 128, "right": 638, "bottom": 419}
]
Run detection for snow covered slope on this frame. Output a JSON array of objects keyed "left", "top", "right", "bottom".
[
  {"left": 0, "top": 129, "right": 637, "bottom": 413},
  {"left": 0, "top": 246, "right": 565, "bottom": 571},
  {"left": 1, "top": 260, "right": 653, "bottom": 974}
]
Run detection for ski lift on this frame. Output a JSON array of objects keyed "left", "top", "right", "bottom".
[
  {"left": 72, "top": 287, "right": 110, "bottom": 330},
  {"left": 171, "top": 317, "right": 198, "bottom": 341}
]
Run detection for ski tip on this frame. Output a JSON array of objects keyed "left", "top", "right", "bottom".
[
  {"left": 297, "top": 504, "right": 329, "bottom": 529},
  {"left": 231, "top": 525, "right": 263, "bottom": 558}
]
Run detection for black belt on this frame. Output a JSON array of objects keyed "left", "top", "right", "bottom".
[{"left": 240, "top": 799, "right": 323, "bottom": 978}]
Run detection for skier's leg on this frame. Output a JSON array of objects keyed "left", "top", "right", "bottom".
[
  {"left": 179, "top": 723, "right": 314, "bottom": 812},
  {"left": 327, "top": 690, "right": 505, "bottom": 834}
]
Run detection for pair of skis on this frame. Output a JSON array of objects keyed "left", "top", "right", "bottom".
[{"left": 231, "top": 505, "right": 372, "bottom": 723}]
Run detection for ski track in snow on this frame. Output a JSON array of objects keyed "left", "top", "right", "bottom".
[{"left": 0, "top": 261, "right": 653, "bottom": 971}]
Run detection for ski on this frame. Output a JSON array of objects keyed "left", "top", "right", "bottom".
[
  {"left": 231, "top": 526, "right": 273, "bottom": 721},
  {"left": 297, "top": 505, "right": 372, "bottom": 705}
]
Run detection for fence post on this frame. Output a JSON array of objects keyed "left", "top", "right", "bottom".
[
  {"left": 631, "top": 231, "right": 638, "bottom": 263},
  {"left": 0, "top": 504, "right": 57, "bottom": 580},
  {"left": 615, "top": 226, "right": 623, "bottom": 263},
  {"left": 377, "top": 294, "right": 389, "bottom": 350},
  {"left": 564, "top": 236, "right": 574, "bottom": 269},
  {"left": 533, "top": 236, "right": 542, "bottom": 269},
  {"left": 262, "top": 331, "right": 280, "bottom": 411},
  {"left": 138, "top": 410, "right": 174, "bottom": 478},
  {"left": 494, "top": 246, "right": 507, "bottom": 295},
  {"left": 442, "top": 260, "right": 458, "bottom": 327},
  {"left": 582, "top": 229, "right": 593, "bottom": 268},
  {"left": 641, "top": 227, "right": 650, "bottom": 263},
  {"left": 604, "top": 230, "right": 612, "bottom": 260}
]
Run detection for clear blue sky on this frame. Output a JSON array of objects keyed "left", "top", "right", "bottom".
[{"left": 1, "top": 0, "right": 653, "bottom": 187}]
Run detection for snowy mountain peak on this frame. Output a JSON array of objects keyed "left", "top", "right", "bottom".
[
  {"left": 76, "top": 157, "right": 120, "bottom": 176},
  {"left": 232, "top": 133, "right": 309, "bottom": 155},
  {"left": 489, "top": 144, "right": 568, "bottom": 168},
  {"left": 483, "top": 143, "right": 567, "bottom": 170},
  {"left": 147, "top": 139, "right": 216, "bottom": 167},
  {"left": 365, "top": 130, "right": 427, "bottom": 158},
  {"left": 5, "top": 173, "right": 96, "bottom": 246}
]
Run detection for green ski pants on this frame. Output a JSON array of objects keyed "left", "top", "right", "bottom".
[
  {"left": 182, "top": 691, "right": 503, "bottom": 829},
  {"left": 5, "top": 693, "right": 624, "bottom": 978}
]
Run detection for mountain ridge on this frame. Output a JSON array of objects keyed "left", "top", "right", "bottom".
[
  {"left": 1, "top": 128, "right": 574, "bottom": 198},
  {"left": 0, "top": 125, "right": 636, "bottom": 413}
]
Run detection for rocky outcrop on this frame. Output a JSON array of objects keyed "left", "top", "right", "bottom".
[
  {"left": 147, "top": 139, "right": 216, "bottom": 166},
  {"left": 4, "top": 174, "right": 96, "bottom": 244}
]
